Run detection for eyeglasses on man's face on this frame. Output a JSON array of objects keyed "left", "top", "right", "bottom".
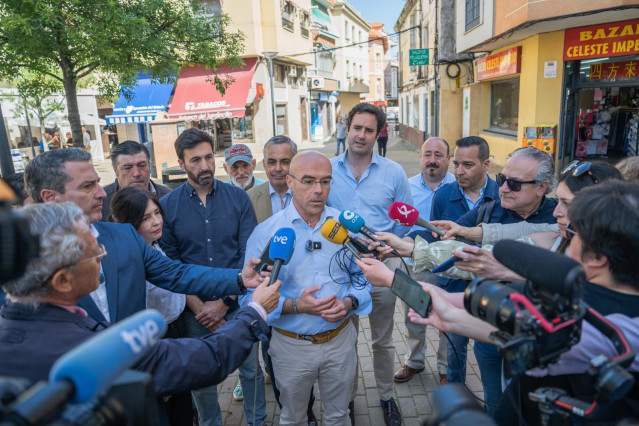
[
  {"left": 496, "top": 173, "right": 538, "bottom": 192},
  {"left": 77, "top": 244, "right": 107, "bottom": 265},
  {"left": 289, "top": 175, "right": 333, "bottom": 188}
]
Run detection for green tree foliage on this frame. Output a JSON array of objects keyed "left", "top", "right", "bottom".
[{"left": 0, "top": 0, "right": 244, "bottom": 145}]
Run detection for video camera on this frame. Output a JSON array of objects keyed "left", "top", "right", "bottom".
[
  {"left": 463, "top": 240, "right": 635, "bottom": 422},
  {"left": 0, "top": 179, "right": 39, "bottom": 282}
]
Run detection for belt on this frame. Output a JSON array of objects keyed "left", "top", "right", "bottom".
[{"left": 274, "top": 319, "right": 349, "bottom": 344}]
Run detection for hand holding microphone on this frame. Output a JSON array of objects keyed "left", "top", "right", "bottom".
[
  {"left": 320, "top": 218, "right": 362, "bottom": 260},
  {"left": 339, "top": 210, "right": 402, "bottom": 257},
  {"left": 268, "top": 227, "right": 296, "bottom": 286}
]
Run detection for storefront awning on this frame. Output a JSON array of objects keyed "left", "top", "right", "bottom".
[
  {"left": 167, "top": 58, "right": 257, "bottom": 121},
  {"left": 106, "top": 74, "right": 174, "bottom": 125}
]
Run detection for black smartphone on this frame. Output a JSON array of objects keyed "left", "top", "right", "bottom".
[
  {"left": 253, "top": 240, "right": 274, "bottom": 273},
  {"left": 350, "top": 237, "right": 377, "bottom": 255},
  {"left": 390, "top": 268, "right": 431, "bottom": 318}
]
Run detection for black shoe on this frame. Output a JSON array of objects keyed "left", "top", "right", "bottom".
[
  {"left": 348, "top": 400, "right": 355, "bottom": 426},
  {"left": 381, "top": 398, "right": 401, "bottom": 426},
  {"left": 307, "top": 409, "right": 317, "bottom": 426}
]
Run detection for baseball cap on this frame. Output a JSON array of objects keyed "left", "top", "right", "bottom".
[{"left": 225, "top": 144, "right": 253, "bottom": 166}]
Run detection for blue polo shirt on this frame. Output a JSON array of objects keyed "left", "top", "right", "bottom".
[{"left": 159, "top": 179, "right": 257, "bottom": 301}]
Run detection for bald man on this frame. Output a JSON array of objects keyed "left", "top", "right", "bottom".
[
  {"left": 395, "top": 137, "right": 456, "bottom": 385},
  {"left": 241, "top": 151, "right": 373, "bottom": 425}
]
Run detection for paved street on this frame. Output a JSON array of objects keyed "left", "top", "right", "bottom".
[{"left": 94, "top": 133, "right": 489, "bottom": 425}]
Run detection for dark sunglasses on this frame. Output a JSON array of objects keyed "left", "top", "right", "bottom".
[
  {"left": 496, "top": 173, "right": 538, "bottom": 192},
  {"left": 565, "top": 223, "right": 577, "bottom": 240},
  {"left": 561, "top": 160, "right": 598, "bottom": 184}
]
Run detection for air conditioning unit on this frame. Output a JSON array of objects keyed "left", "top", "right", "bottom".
[
  {"left": 311, "top": 77, "right": 324, "bottom": 89},
  {"left": 288, "top": 67, "right": 298, "bottom": 77}
]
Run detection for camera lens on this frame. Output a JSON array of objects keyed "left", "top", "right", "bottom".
[{"left": 464, "top": 278, "right": 518, "bottom": 334}]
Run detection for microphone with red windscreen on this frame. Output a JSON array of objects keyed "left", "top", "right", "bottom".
[{"left": 388, "top": 202, "right": 446, "bottom": 237}]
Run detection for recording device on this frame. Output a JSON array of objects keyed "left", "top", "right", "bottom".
[
  {"left": 268, "top": 228, "right": 296, "bottom": 286},
  {"left": 338, "top": 210, "right": 401, "bottom": 257},
  {"left": 423, "top": 384, "right": 496, "bottom": 426},
  {"left": 305, "top": 241, "right": 322, "bottom": 252},
  {"left": 253, "top": 240, "right": 273, "bottom": 273},
  {"left": 348, "top": 237, "right": 377, "bottom": 256},
  {"left": 320, "top": 219, "right": 361, "bottom": 260},
  {"left": 390, "top": 268, "right": 431, "bottom": 318},
  {"left": 387, "top": 201, "right": 446, "bottom": 237},
  {"left": 431, "top": 244, "right": 482, "bottom": 273},
  {"left": 463, "top": 240, "right": 635, "bottom": 422},
  {"left": 0, "top": 180, "right": 39, "bottom": 282},
  {"left": 0, "top": 310, "right": 167, "bottom": 425}
]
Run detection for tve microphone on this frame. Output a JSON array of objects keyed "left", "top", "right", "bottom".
[
  {"left": 49, "top": 309, "right": 167, "bottom": 403},
  {"left": 493, "top": 240, "right": 585, "bottom": 298},
  {"left": 388, "top": 202, "right": 446, "bottom": 237},
  {"left": 268, "top": 227, "right": 296, "bottom": 285},
  {"left": 339, "top": 210, "right": 401, "bottom": 257},
  {"left": 320, "top": 219, "right": 362, "bottom": 260}
]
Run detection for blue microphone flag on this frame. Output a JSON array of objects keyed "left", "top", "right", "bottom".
[{"left": 269, "top": 227, "right": 296, "bottom": 265}]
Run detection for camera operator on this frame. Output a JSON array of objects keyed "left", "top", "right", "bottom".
[
  {"left": 0, "top": 203, "right": 281, "bottom": 404},
  {"left": 357, "top": 180, "right": 639, "bottom": 424}
]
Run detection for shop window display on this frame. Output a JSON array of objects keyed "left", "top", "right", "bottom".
[{"left": 490, "top": 78, "right": 519, "bottom": 134}]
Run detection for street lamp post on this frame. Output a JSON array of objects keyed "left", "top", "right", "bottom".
[{"left": 262, "top": 51, "right": 278, "bottom": 137}]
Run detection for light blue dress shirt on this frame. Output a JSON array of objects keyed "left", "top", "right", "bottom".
[
  {"left": 327, "top": 152, "right": 414, "bottom": 237},
  {"left": 408, "top": 171, "right": 456, "bottom": 223},
  {"left": 462, "top": 175, "right": 489, "bottom": 210},
  {"left": 269, "top": 182, "right": 292, "bottom": 215},
  {"left": 240, "top": 204, "right": 372, "bottom": 334}
]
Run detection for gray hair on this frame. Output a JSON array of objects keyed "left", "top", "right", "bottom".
[
  {"left": 508, "top": 147, "right": 556, "bottom": 194},
  {"left": 24, "top": 148, "right": 92, "bottom": 202},
  {"left": 263, "top": 135, "right": 298, "bottom": 156},
  {"left": 2, "top": 203, "right": 89, "bottom": 301}
]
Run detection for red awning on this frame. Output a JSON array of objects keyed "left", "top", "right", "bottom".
[{"left": 168, "top": 58, "right": 257, "bottom": 121}]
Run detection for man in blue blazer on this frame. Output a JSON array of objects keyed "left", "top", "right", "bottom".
[{"left": 24, "top": 148, "right": 266, "bottom": 323}]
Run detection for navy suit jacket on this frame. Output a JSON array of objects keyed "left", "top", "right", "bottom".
[{"left": 78, "top": 222, "right": 242, "bottom": 323}]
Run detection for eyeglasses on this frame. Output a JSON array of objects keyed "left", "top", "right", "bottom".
[
  {"left": 561, "top": 160, "right": 598, "bottom": 184},
  {"left": 289, "top": 175, "right": 333, "bottom": 188},
  {"left": 565, "top": 223, "right": 577, "bottom": 240},
  {"left": 496, "top": 173, "right": 538, "bottom": 192},
  {"left": 77, "top": 244, "right": 108, "bottom": 265}
]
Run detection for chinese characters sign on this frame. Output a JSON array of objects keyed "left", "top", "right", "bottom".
[
  {"left": 564, "top": 19, "right": 639, "bottom": 61},
  {"left": 476, "top": 47, "right": 521, "bottom": 81},
  {"left": 590, "top": 60, "right": 638, "bottom": 80}
]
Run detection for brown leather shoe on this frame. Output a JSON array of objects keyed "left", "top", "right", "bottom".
[
  {"left": 393, "top": 364, "right": 424, "bottom": 383},
  {"left": 439, "top": 373, "right": 447, "bottom": 385}
]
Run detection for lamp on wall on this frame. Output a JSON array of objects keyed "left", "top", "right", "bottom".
[{"left": 262, "top": 51, "right": 279, "bottom": 136}]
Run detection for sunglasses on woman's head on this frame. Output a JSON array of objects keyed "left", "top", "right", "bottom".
[
  {"left": 561, "top": 160, "right": 598, "bottom": 184},
  {"left": 495, "top": 173, "right": 538, "bottom": 192}
]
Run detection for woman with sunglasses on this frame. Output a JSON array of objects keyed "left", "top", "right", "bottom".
[{"left": 110, "top": 186, "right": 191, "bottom": 425}]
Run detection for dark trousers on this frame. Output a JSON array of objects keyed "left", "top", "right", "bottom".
[
  {"left": 161, "top": 314, "right": 194, "bottom": 426},
  {"left": 377, "top": 137, "right": 388, "bottom": 157}
]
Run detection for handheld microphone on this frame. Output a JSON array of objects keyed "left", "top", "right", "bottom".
[
  {"left": 339, "top": 210, "right": 401, "bottom": 257},
  {"left": 493, "top": 240, "right": 584, "bottom": 298},
  {"left": 388, "top": 202, "right": 446, "bottom": 237},
  {"left": 49, "top": 309, "right": 167, "bottom": 403},
  {"left": 268, "top": 227, "right": 296, "bottom": 285},
  {"left": 320, "top": 219, "right": 362, "bottom": 260}
]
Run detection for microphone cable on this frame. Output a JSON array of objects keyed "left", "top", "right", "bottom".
[{"left": 329, "top": 247, "right": 368, "bottom": 290}]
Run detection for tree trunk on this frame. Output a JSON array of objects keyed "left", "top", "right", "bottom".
[
  {"left": 62, "top": 74, "right": 83, "bottom": 148},
  {"left": 38, "top": 108, "right": 49, "bottom": 152}
]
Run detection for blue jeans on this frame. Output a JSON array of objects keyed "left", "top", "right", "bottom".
[
  {"left": 474, "top": 341, "right": 503, "bottom": 418},
  {"left": 185, "top": 307, "right": 266, "bottom": 426},
  {"left": 336, "top": 138, "right": 346, "bottom": 154},
  {"left": 438, "top": 278, "right": 470, "bottom": 384}
]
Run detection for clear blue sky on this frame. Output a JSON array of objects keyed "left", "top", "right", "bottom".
[{"left": 347, "top": 0, "right": 405, "bottom": 57}]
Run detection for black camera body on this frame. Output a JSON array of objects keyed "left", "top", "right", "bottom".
[{"left": 464, "top": 277, "right": 586, "bottom": 378}]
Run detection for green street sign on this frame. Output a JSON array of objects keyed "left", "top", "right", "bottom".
[{"left": 409, "top": 49, "right": 429, "bottom": 66}]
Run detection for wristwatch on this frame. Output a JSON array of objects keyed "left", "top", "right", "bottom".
[
  {"left": 237, "top": 270, "right": 246, "bottom": 294},
  {"left": 222, "top": 296, "right": 235, "bottom": 307},
  {"left": 346, "top": 294, "right": 359, "bottom": 311}
]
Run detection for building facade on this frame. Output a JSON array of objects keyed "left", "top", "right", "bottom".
[{"left": 456, "top": 0, "right": 639, "bottom": 166}]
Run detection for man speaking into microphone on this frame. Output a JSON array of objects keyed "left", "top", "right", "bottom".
[{"left": 241, "top": 151, "right": 372, "bottom": 425}]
